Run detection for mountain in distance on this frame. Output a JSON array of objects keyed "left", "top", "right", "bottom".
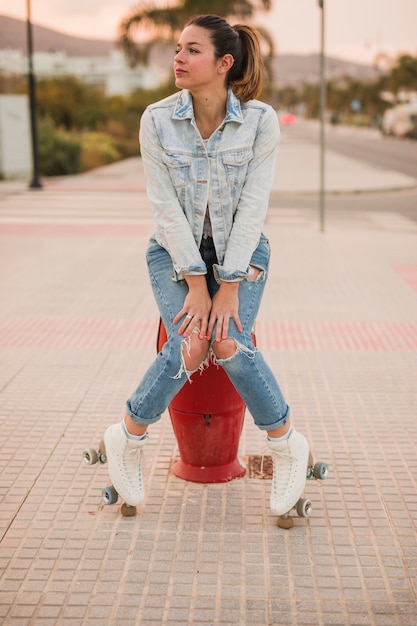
[
  {"left": 0, "top": 14, "right": 382, "bottom": 86},
  {"left": 0, "top": 14, "right": 115, "bottom": 57},
  {"left": 272, "top": 53, "right": 382, "bottom": 87}
]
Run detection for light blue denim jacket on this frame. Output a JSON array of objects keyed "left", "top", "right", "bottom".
[{"left": 139, "top": 88, "right": 280, "bottom": 282}]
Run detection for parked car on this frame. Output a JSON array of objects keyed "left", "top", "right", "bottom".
[{"left": 381, "top": 102, "right": 417, "bottom": 139}]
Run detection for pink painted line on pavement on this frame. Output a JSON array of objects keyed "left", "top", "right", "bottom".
[
  {"left": 43, "top": 184, "right": 147, "bottom": 192},
  {"left": 255, "top": 320, "right": 417, "bottom": 351},
  {"left": 1, "top": 317, "right": 417, "bottom": 351},
  {"left": 0, "top": 224, "right": 152, "bottom": 237},
  {"left": 0, "top": 318, "right": 158, "bottom": 350}
]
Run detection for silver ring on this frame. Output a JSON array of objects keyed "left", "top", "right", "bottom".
[{"left": 186, "top": 314, "right": 192, "bottom": 319}]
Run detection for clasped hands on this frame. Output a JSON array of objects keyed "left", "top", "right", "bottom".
[{"left": 173, "top": 275, "right": 242, "bottom": 343}]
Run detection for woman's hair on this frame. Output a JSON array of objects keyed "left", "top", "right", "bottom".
[{"left": 186, "top": 14, "right": 265, "bottom": 102}]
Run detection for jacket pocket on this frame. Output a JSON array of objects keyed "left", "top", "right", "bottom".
[
  {"left": 162, "top": 151, "right": 191, "bottom": 189},
  {"left": 222, "top": 148, "right": 253, "bottom": 186}
]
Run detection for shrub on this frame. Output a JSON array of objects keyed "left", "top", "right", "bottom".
[
  {"left": 97, "top": 119, "right": 138, "bottom": 159},
  {"left": 38, "top": 117, "right": 81, "bottom": 176},
  {"left": 80, "top": 132, "right": 121, "bottom": 171}
]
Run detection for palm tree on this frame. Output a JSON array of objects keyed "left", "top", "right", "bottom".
[{"left": 119, "top": 0, "right": 274, "bottom": 68}]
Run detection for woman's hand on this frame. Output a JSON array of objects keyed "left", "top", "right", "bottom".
[
  {"left": 207, "top": 281, "right": 242, "bottom": 342},
  {"left": 173, "top": 275, "right": 212, "bottom": 339}
]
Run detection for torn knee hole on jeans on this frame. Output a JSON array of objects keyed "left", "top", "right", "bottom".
[
  {"left": 213, "top": 339, "right": 256, "bottom": 363},
  {"left": 172, "top": 328, "right": 209, "bottom": 382}
]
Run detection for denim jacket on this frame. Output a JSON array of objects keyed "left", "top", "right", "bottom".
[{"left": 139, "top": 88, "right": 280, "bottom": 282}]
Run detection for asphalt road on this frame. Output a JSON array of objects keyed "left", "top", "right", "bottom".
[
  {"left": 285, "top": 119, "right": 417, "bottom": 179},
  {"left": 325, "top": 131, "right": 417, "bottom": 180},
  {"left": 271, "top": 120, "right": 417, "bottom": 224}
]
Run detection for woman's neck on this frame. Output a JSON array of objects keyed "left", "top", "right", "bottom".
[{"left": 192, "top": 88, "right": 228, "bottom": 139}]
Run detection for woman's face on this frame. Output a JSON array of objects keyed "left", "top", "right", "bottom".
[{"left": 174, "top": 25, "right": 224, "bottom": 92}]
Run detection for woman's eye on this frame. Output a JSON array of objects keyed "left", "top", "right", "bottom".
[{"left": 175, "top": 47, "right": 199, "bottom": 55}]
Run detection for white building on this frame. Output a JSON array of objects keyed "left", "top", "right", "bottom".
[
  {"left": 0, "top": 48, "right": 169, "bottom": 95},
  {"left": 0, "top": 94, "right": 31, "bottom": 179}
]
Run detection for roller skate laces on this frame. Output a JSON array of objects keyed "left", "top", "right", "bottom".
[
  {"left": 268, "top": 429, "right": 309, "bottom": 516},
  {"left": 103, "top": 422, "right": 148, "bottom": 507}
]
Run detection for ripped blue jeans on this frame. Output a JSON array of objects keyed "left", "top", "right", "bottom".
[{"left": 125, "top": 236, "right": 290, "bottom": 431}]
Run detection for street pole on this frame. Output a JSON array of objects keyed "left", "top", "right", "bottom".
[
  {"left": 26, "top": 0, "right": 42, "bottom": 189},
  {"left": 318, "top": 0, "right": 325, "bottom": 231}
]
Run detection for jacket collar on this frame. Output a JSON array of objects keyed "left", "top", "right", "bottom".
[{"left": 172, "top": 89, "right": 244, "bottom": 124}]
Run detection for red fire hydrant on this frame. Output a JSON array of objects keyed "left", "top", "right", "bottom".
[{"left": 157, "top": 320, "right": 247, "bottom": 483}]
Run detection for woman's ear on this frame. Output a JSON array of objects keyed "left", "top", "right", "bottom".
[{"left": 218, "top": 53, "right": 235, "bottom": 74}]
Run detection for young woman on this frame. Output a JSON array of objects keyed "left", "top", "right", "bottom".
[{"left": 104, "top": 14, "right": 309, "bottom": 517}]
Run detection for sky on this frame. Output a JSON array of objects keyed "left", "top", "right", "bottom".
[{"left": 0, "top": 0, "right": 416, "bottom": 66}]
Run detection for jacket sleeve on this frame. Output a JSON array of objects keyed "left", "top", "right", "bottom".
[
  {"left": 214, "top": 105, "right": 280, "bottom": 282},
  {"left": 139, "top": 108, "right": 206, "bottom": 278}
]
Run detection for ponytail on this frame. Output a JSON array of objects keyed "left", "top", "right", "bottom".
[
  {"left": 186, "top": 15, "right": 265, "bottom": 102},
  {"left": 230, "top": 24, "right": 265, "bottom": 102}
]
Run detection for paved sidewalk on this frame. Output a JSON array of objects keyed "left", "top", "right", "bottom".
[
  {"left": 2, "top": 119, "right": 416, "bottom": 198},
  {"left": 0, "top": 126, "right": 417, "bottom": 625}
]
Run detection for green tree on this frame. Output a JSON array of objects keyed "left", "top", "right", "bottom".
[
  {"left": 36, "top": 76, "right": 107, "bottom": 130},
  {"left": 118, "top": 0, "right": 274, "bottom": 72},
  {"left": 275, "top": 54, "right": 417, "bottom": 126},
  {"left": 384, "top": 54, "right": 417, "bottom": 94}
]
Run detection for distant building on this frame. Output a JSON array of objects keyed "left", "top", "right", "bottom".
[
  {"left": 0, "top": 94, "right": 31, "bottom": 179},
  {"left": 0, "top": 48, "right": 169, "bottom": 95}
]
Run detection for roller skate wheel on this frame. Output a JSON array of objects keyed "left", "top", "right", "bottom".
[
  {"left": 314, "top": 462, "right": 329, "bottom": 480},
  {"left": 82, "top": 448, "right": 99, "bottom": 465},
  {"left": 102, "top": 485, "right": 118, "bottom": 505},
  {"left": 98, "top": 439, "right": 107, "bottom": 463},
  {"left": 296, "top": 498, "right": 312, "bottom": 518}
]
